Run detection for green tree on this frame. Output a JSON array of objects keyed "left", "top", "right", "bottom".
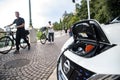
[
  {"left": 92, "top": 0, "right": 110, "bottom": 23},
  {"left": 53, "top": 22, "right": 61, "bottom": 30},
  {"left": 79, "top": 0, "right": 88, "bottom": 19},
  {"left": 106, "top": 0, "right": 120, "bottom": 18},
  {"left": 53, "top": 0, "right": 120, "bottom": 31}
]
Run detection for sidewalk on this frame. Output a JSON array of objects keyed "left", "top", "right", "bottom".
[
  {"left": 48, "top": 68, "right": 57, "bottom": 80},
  {"left": 0, "top": 34, "right": 69, "bottom": 80},
  {"left": 54, "top": 30, "right": 65, "bottom": 38},
  {"left": 48, "top": 31, "right": 66, "bottom": 80},
  {"left": 47, "top": 31, "right": 68, "bottom": 80}
]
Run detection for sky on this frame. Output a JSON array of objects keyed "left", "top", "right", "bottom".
[{"left": 0, "top": 0, "right": 75, "bottom": 29}]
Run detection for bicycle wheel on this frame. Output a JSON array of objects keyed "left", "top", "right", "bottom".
[
  {"left": 0, "top": 36, "right": 13, "bottom": 54},
  {"left": 40, "top": 34, "right": 47, "bottom": 44},
  {"left": 20, "top": 36, "right": 29, "bottom": 49}
]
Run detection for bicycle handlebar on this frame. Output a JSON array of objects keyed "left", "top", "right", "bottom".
[
  {"left": 4, "top": 26, "right": 14, "bottom": 29},
  {"left": 4, "top": 26, "right": 15, "bottom": 32}
]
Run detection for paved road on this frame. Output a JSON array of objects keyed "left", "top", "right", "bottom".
[{"left": 0, "top": 35, "right": 69, "bottom": 80}]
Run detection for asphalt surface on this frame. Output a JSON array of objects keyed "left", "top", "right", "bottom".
[{"left": 0, "top": 34, "right": 69, "bottom": 80}]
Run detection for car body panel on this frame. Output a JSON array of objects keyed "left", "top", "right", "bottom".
[
  {"left": 64, "top": 44, "right": 120, "bottom": 74},
  {"left": 61, "top": 37, "right": 74, "bottom": 52},
  {"left": 101, "top": 23, "right": 120, "bottom": 44},
  {"left": 61, "top": 19, "right": 120, "bottom": 74},
  {"left": 57, "top": 19, "right": 120, "bottom": 80}
]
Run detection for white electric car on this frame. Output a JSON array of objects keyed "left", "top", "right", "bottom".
[{"left": 57, "top": 19, "right": 120, "bottom": 80}]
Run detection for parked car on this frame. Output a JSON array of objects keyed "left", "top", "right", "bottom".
[
  {"left": 105, "top": 16, "right": 120, "bottom": 24},
  {"left": 110, "top": 15, "right": 120, "bottom": 24},
  {"left": 57, "top": 19, "right": 120, "bottom": 80}
]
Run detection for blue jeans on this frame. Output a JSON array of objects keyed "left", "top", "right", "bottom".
[{"left": 48, "top": 32, "right": 54, "bottom": 42}]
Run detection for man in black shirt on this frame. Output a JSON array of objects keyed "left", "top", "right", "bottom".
[{"left": 8, "top": 11, "right": 30, "bottom": 53}]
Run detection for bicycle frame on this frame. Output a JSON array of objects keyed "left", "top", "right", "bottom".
[
  {"left": 0, "top": 26, "right": 29, "bottom": 54},
  {"left": 4, "top": 26, "right": 16, "bottom": 46},
  {"left": 4, "top": 26, "right": 28, "bottom": 47},
  {"left": 43, "top": 31, "right": 48, "bottom": 39}
]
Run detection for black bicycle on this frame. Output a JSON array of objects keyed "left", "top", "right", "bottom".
[
  {"left": 0, "top": 26, "right": 29, "bottom": 54},
  {"left": 39, "top": 27, "right": 48, "bottom": 44}
]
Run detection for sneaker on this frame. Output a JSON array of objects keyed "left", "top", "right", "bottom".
[
  {"left": 14, "top": 50, "right": 19, "bottom": 54},
  {"left": 28, "top": 45, "right": 31, "bottom": 50}
]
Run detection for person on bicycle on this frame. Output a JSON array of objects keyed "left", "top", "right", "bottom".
[
  {"left": 8, "top": 11, "right": 30, "bottom": 53},
  {"left": 48, "top": 21, "right": 54, "bottom": 43}
]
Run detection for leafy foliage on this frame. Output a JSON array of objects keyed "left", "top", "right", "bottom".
[
  {"left": 36, "top": 31, "right": 42, "bottom": 40},
  {"left": 106, "top": 0, "right": 120, "bottom": 18},
  {"left": 53, "top": 0, "right": 120, "bottom": 30}
]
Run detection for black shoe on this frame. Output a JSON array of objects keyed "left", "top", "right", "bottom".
[
  {"left": 14, "top": 50, "right": 19, "bottom": 54},
  {"left": 28, "top": 45, "right": 31, "bottom": 50}
]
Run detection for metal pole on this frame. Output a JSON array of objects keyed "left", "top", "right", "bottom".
[
  {"left": 72, "top": 0, "right": 91, "bottom": 19},
  {"left": 28, "top": 0, "right": 37, "bottom": 43},
  {"left": 29, "top": 0, "right": 33, "bottom": 28},
  {"left": 87, "top": 0, "right": 90, "bottom": 19}
]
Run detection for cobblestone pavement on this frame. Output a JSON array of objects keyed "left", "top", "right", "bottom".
[{"left": 0, "top": 35, "right": 69, "bottom": 80}]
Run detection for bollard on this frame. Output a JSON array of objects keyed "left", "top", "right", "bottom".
[{"left": 29, "top": 28, "right": 37, "bottom": 43}]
